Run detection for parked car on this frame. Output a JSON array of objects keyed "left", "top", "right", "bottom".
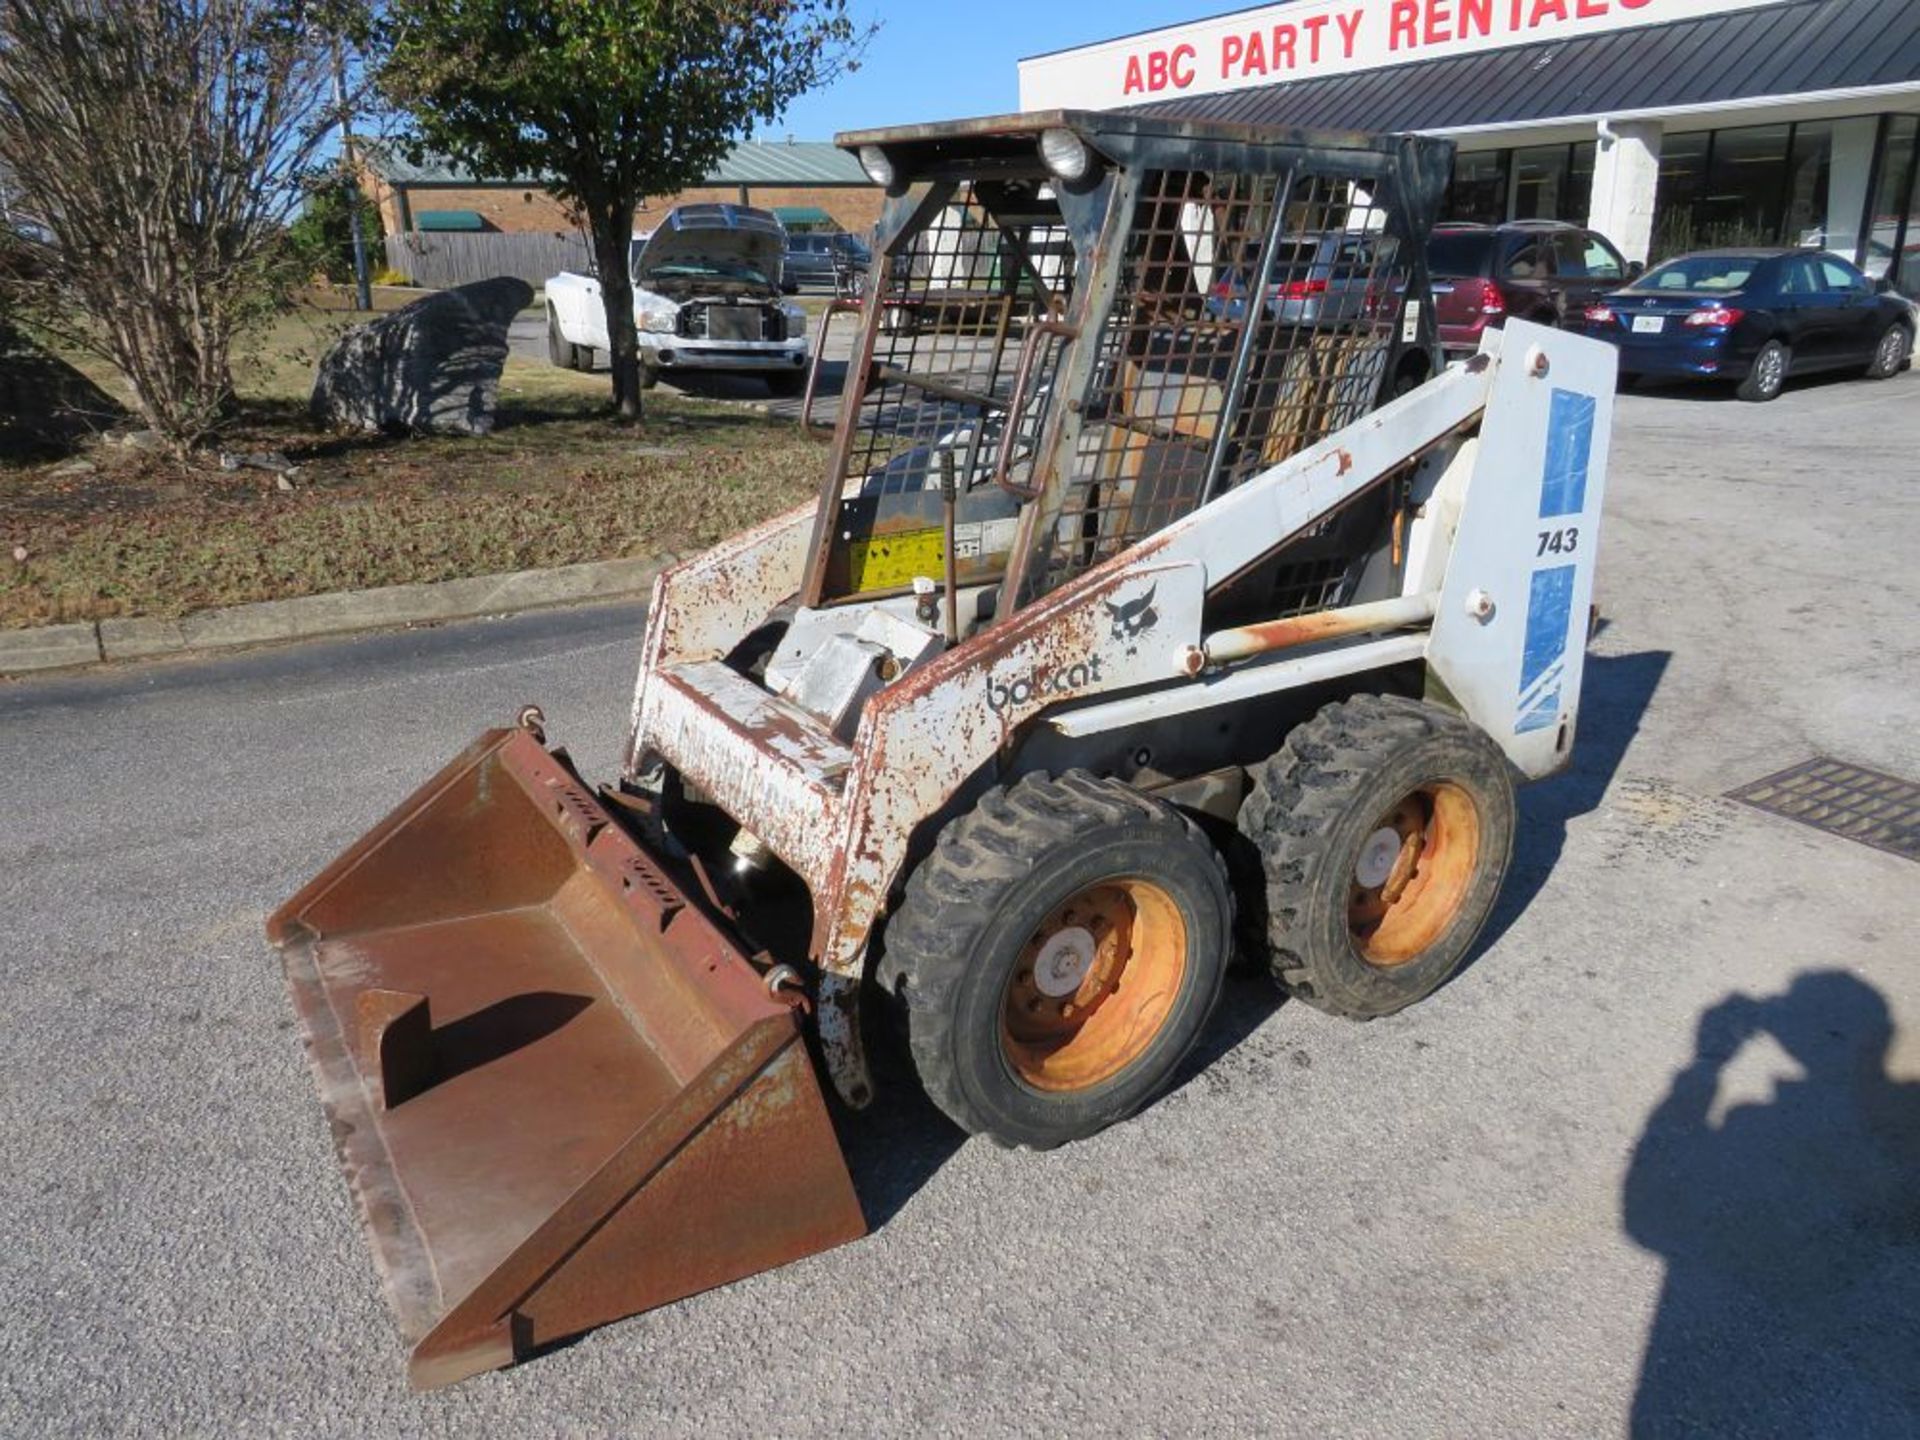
[
  {"left": 545, "top": 203, "right": 811, "bottom": 394},
  {"left": 781, "top": 231, "right": 871, "bottom": 293},
  {"left": 1575, "top": 248, "right": 1915, "bottom": 402},
  {"left": 1427, "top": 219, "right": 1634, "bottom": 354},
  {"left": 1206, "top": 230, "right": 1401, "bottom": 326}
]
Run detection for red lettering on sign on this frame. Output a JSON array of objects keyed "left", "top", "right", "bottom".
[
  {"left": 1220, "top": 33, "right": 1244, "bottom": 77},
  {"left": 1618, "top": 0, "right": 1652, "bottom": 8},
  {"left": 1171, "top": 42, "right": 1196, "bottom": 87},
  {"left": 1273, "top": 22, "right": 1298, "bottom": 69},
  {"left": 1240, "top": 30, "right": 1266, "bottom": 77},
  {"left": 1302, "top": 11, "right": 1330, "bottom": 62},
  {"left": 1335, "top": 9, "right": 1363, "bottom": 57},
  {"left": 1123, "top": 53, "right": 1145, "bottom": 94},
  {"left": 1576, "top": 0, "right": 1608, "bottom": 15},
  {"left": 1389, "top": 0, "right": 1419, "bottom": 50},
  {"left": 1458, "top": 0, "right": 1493, "bottom": 38},
  {"left": 1530, "top": 0, "right": 1571, "bottom": 24},
  {"left": 1426, "top": 0, "right": 1454, "bottom": 45}
]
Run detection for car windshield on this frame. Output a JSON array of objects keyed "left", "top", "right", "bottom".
[
  {"left": 1427, "top": 231, "right": 1493, "bottom": 277},
  {"left": 1631, "top": 255, "right": 1763, "bottom": 293}
]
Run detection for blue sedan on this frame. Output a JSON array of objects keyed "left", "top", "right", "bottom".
[{"left": 1575, "top": 248, "right": 1914, "bottom": 401}]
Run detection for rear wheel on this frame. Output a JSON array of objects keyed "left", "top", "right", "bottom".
[
  {"left": 1866, "top": 323, "right": 1911, "bottom": 380},
  {"left": 1237, "top": 695, "right": 1515, "bottom": 1019},
  {"left": 1737, "top": 339, "right": 1789, "bottom": 402},
  {"left": 884, "top": 771, "right": 1232, "bottom": 1149},
  {"left": 545, "top": 306, "right": 577, "bottom": 370}
]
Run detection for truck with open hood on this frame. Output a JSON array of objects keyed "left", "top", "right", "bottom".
[{"left": 545, "top": 203, "right": 812, "bottom": 393}]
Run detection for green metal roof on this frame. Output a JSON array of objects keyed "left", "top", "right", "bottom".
[{"left": 368, "top": 140, "right": 868, "bottom": 189}]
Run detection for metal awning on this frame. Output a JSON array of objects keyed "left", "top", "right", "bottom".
[
  {"left": 414, "top": 210, "right": 487, "bottom": 232},
  {"left": 1135, "top": 0, "right": 1920, "bottom": 135},
  {"left": 771, "top": 205, "right": 835, "bottom": 228}
]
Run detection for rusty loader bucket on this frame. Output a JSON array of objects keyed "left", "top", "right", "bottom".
[{"left": 266, "top": 728, "right": 865, "bottom": 1389}]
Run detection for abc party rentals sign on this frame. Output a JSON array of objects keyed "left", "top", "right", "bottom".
[{"left": 1018, "top": 0, "right": 1784, "bottom": 110}]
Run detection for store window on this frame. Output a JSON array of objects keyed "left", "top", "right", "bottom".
[
  {"left": 1444, "top": 150, "right": 1510, "bottom": 225},
  {"left": 1868, "top": 115, "right": 1919, "bottom": 292},
  {"left": 1512, "top": 145, "right": 1569, "bottom": 222},
  {"left": 1653, "top": 131, "right": 1710, "bottom": 259},
  {"left": 1697, "top": 123, "right": 1792, "bottom": 248},
  {"left": 1509, "top": 142, "right": 1597, "bottom": 224}
]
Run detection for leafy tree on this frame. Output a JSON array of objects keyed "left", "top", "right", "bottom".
[
  {"left": 376, "top": 0, "right": 867, "bottom": 419},
  {"left": 288, "top": 178, "right": 383, "bottom": 286},
  {"left": 0, "top": 0, "right": 353, "bottom": 451}
]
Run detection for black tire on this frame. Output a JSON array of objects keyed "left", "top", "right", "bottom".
[
  {"left": 638, "top": 363, "right": 659, "bottom": 391},
  {"left": 1865, "top": 323, "right": 1912, "bottom": 380},
  {"left": 545, "top": 306, "right": 574, "bottom": 369},
  {"left": 883, "top": 770, "right": 1233, "bottom": 1149},
  {"left": 1237, "top": 694, "right": 1516, "bottom": 1020},
  {"left": 1736, "top": 339, "right": 1789, "bottom": 402}
]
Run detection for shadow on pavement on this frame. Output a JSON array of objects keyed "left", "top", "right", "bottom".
[
  {"left": 1474, "top": 647, "right": 1671, "bottom": 957},
  {"left": 1624, "top": 972, "right": 1920, "bottom": 1436}
]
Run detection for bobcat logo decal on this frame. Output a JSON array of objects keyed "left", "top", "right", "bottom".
[{"left": 1104, "top": 584, "right": 1159, "bottom": 654}]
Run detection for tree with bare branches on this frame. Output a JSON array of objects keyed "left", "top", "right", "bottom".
[{"left": 0, "top": 0, "right": 350, "bottom": 451}]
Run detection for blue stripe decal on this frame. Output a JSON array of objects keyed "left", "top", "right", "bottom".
[
  {"left": 1516, "top": 564, "right": 1576, "bottom": 735},
  {"left": 1540, "top": 389, "right": 1594, "bottom": 518}
]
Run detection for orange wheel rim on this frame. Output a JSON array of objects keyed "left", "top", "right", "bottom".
[
  {"left": 1000, "top": 878, "right": 1188, "bottom": 1093},
  {"left": 1347, "top": 783, "right": 1480, "bottom": 967}
]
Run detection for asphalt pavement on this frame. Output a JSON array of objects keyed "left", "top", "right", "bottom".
[{"left": 2, "top": 367, "right": 1917, "bottom": 1437}]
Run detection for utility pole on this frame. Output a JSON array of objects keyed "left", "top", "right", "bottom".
[{"left": 333, "top": 37, "right": 373, "bottom": 312}]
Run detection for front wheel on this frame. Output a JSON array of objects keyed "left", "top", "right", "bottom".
[
  {"left": 1865, "top": 324, "right": 1912, "bottom": 380},
  {"left": 883, "top": 771, "right": 1233, "bottom": 1149},
  {"left": 1238, "top": 695, "right": 1516, "bottom": 1019},
  {"left": 1737, "top": 339, "right": 1789, "bottom": 401}
]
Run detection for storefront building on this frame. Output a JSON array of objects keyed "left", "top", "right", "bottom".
[{"left": 1019, "top": 0, "right": 1920, "bottom": 290}]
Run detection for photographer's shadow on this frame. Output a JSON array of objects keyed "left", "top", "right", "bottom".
[{"left": 1624, "top": 972, "right": 1920, "bottom": 1436}]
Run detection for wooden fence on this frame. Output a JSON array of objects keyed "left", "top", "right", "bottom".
[{"left": 383, "top": 231, "right": 590, "bottom": 291}]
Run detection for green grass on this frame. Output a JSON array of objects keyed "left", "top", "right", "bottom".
[{"left": 0, "top": 288, "right": 823, "bottom": 628}]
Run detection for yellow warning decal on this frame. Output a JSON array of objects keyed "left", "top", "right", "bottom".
[{"left": 847, "top": 527, "right": 945, "bottom": 592}]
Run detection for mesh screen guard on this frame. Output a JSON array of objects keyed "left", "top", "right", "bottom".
[{"left": 801, "top": 131, "right": 1437, "bottom": 621}]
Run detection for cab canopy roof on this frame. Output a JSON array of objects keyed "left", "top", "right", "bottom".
[{"left": 833, "top": 108, "right": 1451, "bottom": 182}]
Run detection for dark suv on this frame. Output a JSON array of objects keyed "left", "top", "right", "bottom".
[
  {"left": 1428, "top": 220, "right": 1636, "bottom": 355},
  {"left": 781, "top": 231, "right": 871, "bottom": 293}
]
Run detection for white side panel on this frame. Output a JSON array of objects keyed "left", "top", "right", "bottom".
[{"left": 1427, "top": 320, "right": 1615, "bottom": 780}]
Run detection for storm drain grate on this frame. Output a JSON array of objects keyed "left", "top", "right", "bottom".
[{"left": 1726, "top": 758, "right": 1920, "bottom": 862}]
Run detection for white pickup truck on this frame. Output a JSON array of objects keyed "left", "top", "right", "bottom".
[{"left": 544, "top": 203, "right": 812, "bottom": 394}]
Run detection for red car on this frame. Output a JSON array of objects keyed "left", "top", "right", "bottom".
[{"left": 1427, "top": 220, "right": 1637, "bottom": 355}]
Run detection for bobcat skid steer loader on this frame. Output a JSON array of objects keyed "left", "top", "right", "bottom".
[{"left": 268, "top": 110, "right": 1615, "bottom": 1387}]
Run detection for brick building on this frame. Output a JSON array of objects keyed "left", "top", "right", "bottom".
[{"left": 361, "top": 140, "right": 885, "bottom": 240}]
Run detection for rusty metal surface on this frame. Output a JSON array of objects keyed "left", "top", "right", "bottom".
[
  {"left": 1199, "top": 590, "right": 1438, "bottom": 668},
  {"left": 267, "top": 727, "right": 865, "bottom": 1387},
  {"left": 626, "top": 501, "right": 815, "bottom": 776}
]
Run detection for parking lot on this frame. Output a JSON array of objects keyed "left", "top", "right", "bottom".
[{"left": 2, "top": 366, "right": 1916, "bottom": 1436}]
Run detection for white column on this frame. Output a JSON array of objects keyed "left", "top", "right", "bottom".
[
  {"left": 1822, "top": 116, "right": 1879, "bottom": 258},
  {"left": 1588, "top": 119, "right": 1663, "bottom": 265}
]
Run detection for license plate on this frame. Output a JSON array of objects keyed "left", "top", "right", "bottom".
[{"left": 1631, "top": 315, "right": 1666, "bottom": 334}]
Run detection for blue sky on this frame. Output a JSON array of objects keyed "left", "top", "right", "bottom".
[{"left": 772, "top": 2, "right": 1234, "bottom": 140}]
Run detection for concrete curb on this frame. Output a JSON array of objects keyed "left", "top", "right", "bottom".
[{"left": 1, "top": 553, "right": 675, "bottom": 676}]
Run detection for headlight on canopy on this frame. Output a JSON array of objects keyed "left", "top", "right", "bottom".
[
  {"left": 1039, "top": 128, "right": 1093, "bottom": 183},
  {"left": 857, "top": 144, "right": 895, "bottom": 189}
]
